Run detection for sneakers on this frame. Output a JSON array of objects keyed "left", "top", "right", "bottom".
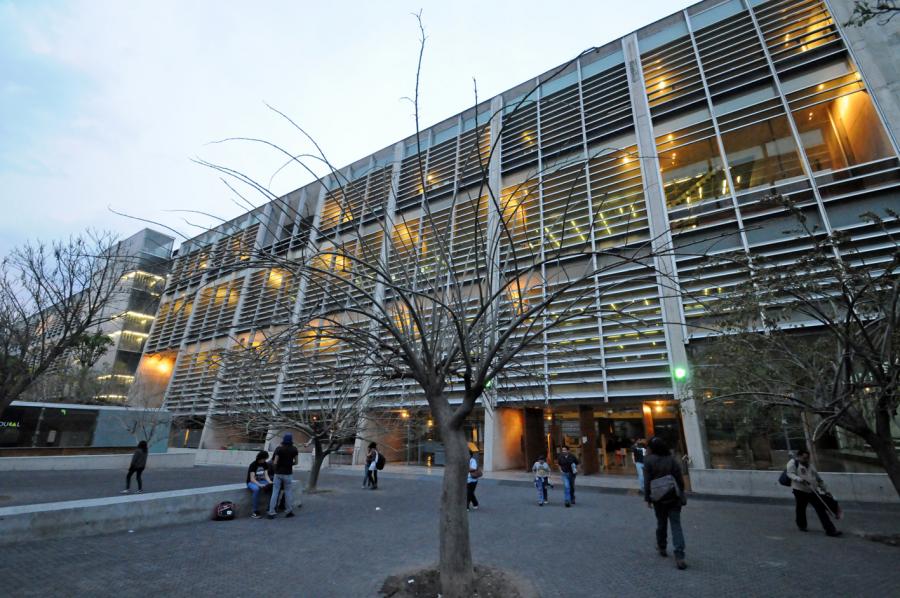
[
  {"left": 676, "top": 559, "right": 687, "bottom": 570},
  {"left": 251, "top": 512, "right": 261, "bottom": 519},
  {"left": 826, "top": 531, "right": 843, "bottom": 538},
  {"left": 658, "top": 548, "right": 668, "bottom": 557},
  {"left": 472, "top": 505, "right": 478, "bottom": 510},
  {"left": 120, "top": 490, "right": 130, "bottom": 494},
  {"left": 538, "top": 501, "right": 544, "bottom": 506},
  {"left": 565, "top": 501, "right": 571, "bottom": 508},
  {"left": 267, "top": 514, "right": 275, "bottom": 520},
  {"left": 286, "top": 512, "right": 295, "bottom": 518},
  {"left": 136, "top": 490, "right": 143, "bottom": 494}
]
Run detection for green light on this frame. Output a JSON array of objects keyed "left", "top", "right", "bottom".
[
  {"left": 673, "top": 367, "right": 687, "bottom": 381},
  {"left": 485, "top": 379, "right": 494, "bottom": 390}
]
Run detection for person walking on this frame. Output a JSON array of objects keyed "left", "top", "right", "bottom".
[
  {"left": 246, "top": 450, "right": 272, "bottom": 519},
  {"left": 632, "top": 438, "right": 646, "bottom": 490},
  {"left": 557, "top": 446, "right": 579, "bottom": 507},
  {"left": 644, "top": 436, "right": 688, "bottom": 570},
  {"left": 467, "top": 449, "right": 481, "bottom": 511},
  {"left": 364, "top": 442, "right": 379, "bottom": 490},
  {"left": 122, "top": 440, "right": 148, "bottom": 494},
  {"left": 532, "top": 455, "right": 552, "bottom": 506},
  {"left": 786, "top": 448, "right": 841, "bottom": 537},
  {"left": 267, "top": 433, "right": 299, "bottom": 519}
]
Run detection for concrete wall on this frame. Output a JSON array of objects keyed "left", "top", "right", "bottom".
[
  {"left": 690, "top": 468, "right": 899, "bottom": 503},
  {"left": 0, "top": 450, "right": 195, "bottom": 471},
  {"left": 0, "top": 484, "right": 253, "bottom": 545}
]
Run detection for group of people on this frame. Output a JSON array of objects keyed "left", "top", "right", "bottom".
[{"left": 245, "top": 433, "right": 300, "bottom": 519}]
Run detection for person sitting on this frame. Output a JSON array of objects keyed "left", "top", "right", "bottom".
[{"left": 246, "top": 450, "right": 272, "bottom": 519}]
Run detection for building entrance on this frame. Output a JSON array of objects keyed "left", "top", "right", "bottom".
[{"left": 521, "top": 400, "right": 685, "bottom": 476}]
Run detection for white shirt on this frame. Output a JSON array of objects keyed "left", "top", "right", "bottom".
[{"left": 467, "top": 457, "right": 479, "bottom": 483}]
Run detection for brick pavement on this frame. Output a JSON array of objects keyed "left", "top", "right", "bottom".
[{"left": 3, "top": 469, "right": 899, "bottom": 598}]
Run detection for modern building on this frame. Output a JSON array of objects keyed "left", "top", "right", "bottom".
[
  {"left": 136, "top": 0, "right": 899, "bottom": 482},
  {"left": 25, "top": 228, "right": 175, "bottom": 404}
]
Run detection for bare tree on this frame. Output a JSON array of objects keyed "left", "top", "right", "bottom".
[
  {"left": 214, "top": 327, "right": 403, "bottom": 492},
  {"left": 0, "top": 232, "right": 129, "bottom": 417},
  {"left": 125, "top": 13, "right": 701, "bottom": 595},
  {"left": 690, "top": 202, "right": 900, "bottom": 497}
]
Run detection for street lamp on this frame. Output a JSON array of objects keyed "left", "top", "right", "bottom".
[{"left": 401, "top": 410, "right": 411, "bottom": 464}]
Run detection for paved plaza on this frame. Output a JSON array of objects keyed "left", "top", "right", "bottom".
[{"left": 2, "top": 467, "right": 899, "bottom": 597}]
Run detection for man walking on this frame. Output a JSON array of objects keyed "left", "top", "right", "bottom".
[
  {"left": 557, "top": 446, "right": 579, "bottom": 507},
  {"left": 267, "top": 433, "right": 300, "bottom": 519},
  {"left": 787, "top": 448, "right": 841, "bottom": 537}
]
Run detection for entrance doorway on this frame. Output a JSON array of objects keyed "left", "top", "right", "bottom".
[{"left": 528, "top": 400, "right": 684, "bottom": 476}]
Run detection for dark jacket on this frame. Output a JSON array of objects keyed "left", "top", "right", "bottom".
[
  {"left": 643, "top": 453, "right": 684, "bottom": 504},
  {"left": 130, "top": 448, "right": 148, "bottom": 469}
]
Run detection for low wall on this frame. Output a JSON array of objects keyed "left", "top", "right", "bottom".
[
  {"left": 193, "top": 448, "right": 328, "bottom": 470},
  {"left": 689, "top": 468, "right": 899, "bottom": 503},
  {"left": 0, "top": 450, "right": 196, "bottom": 472},
  {"left": 0, "top": 484, "right": 254, "bottom": 545}
]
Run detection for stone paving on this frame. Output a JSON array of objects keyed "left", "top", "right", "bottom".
[{"left": 3, "top": 467, "right": 899, "bottom": 597}]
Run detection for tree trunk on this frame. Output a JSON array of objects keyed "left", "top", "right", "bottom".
[
  {"left": 438, "top": 422, "right": 476, "bottom": 598},
  {"left": 307, "top": 440, "right": 326, "bottom": 492},
  {"left": 866, "top": 432, "right": 900, "bottom": 499}
]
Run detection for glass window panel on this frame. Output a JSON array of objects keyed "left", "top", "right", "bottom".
[
  {"left": 659, "top": 137, "right": 728, "bottom": 209},
  {"left": 652, "top": 106, "right": 711, "bottom": 137},
  {"left": 638, "top": 17, "right": 689, "bottom": 53},
  {"left": 779, "top": 58, "right": 852, "bottom": 94},
  {"left": 713, "top": 84, "right": 776, "bottom": 118},
  {"left": 689, "top": 0, "right": 743, "bottom": 30},
  {"left": 580, "top": 49, "right": 624, "bottom": 79},
  {"left": 720, "top": 115, "right": 805, "bottom": 191},
  {"left": 792, "top": 90, "right": 894, "bottom": 173}
]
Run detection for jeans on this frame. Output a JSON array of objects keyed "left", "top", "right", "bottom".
[
  {"left": 535, "top": 477, "right": 548, "bottom": 502},
  {"left": 635, "top": 462, "right": 644, "bottom": 489},
  {"left": 467, "top": 481, "right": 479, "bottom": 508},
  {"left": 126, "top": 467, "right": 144, "bottom": 491},
  {"left": 793, "top": 489, "right": 836, "bottom": 534},
  {"left": 365, "top": 468, "right": 378, "bottom": 488},
  {"left": 247, "top": 481, "right": 269, "bottom": 513},
  {"left": 653, "top": 502, "right": 685, "bottom": 559},
  {"left": 268, "top": 474, "right": 295, "bottom": 515},
  {"left": 562, "top": 472, "right": 576, "bottom": 504}
]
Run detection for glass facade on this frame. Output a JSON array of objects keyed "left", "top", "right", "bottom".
[{"left": 138, "top": 0, "right": 899, "bottom": 473}]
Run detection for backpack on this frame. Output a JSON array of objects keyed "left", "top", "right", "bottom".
[
  {"left": 213, "top": 501, "right": 236, "bottom": 520},
  {"left": 778, "top": 460, "right": 794, "bottom": 487},
  {"left": 376, "top": 452, "right": 386, "bottom": 470}
]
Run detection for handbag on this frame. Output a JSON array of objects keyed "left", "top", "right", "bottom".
[
  {"left": 471, "top": 467, "right": 483, "bottom": 479},
  {"left": 649, "top": 474, "right": 678, "bottom": 502}
]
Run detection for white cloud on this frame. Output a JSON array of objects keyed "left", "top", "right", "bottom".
[{"left": 0, "top": 0, "right": 695, "bottom": 254}]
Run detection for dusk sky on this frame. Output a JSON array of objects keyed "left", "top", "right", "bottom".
[{"left": 0, "top": 0, "right": 695, "bottom": 254}]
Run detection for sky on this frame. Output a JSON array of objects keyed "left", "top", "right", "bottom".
[{"left": 0, "top": 0, "right": 696, "bottom": 255}]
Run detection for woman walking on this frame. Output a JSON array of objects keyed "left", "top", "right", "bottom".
[
  {"left": 122, "top": 440, "right": 148, "bottom": 494},
  {"left": 364, "top": 442, "right": 379, "bottom": 490},
  {"left": 643, "top": 436, "right": 687, "bottom": 570},
  {"left": 467, "top": 449, "right": 480, "bottom": 511}
]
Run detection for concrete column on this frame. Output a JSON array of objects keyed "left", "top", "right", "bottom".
[
  {"left": 578, "top": 405, "right": 599, "bottom": 475},
  {"left": 622, "top": 33, "right": 709, "bottom": 468},
  {"left": 522, "top": 408, "right": 546, "bottom": 471}
]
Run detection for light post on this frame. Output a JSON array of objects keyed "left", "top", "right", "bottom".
[{"left": 402, "top": 410, "right": 410, "bottom": 464}]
